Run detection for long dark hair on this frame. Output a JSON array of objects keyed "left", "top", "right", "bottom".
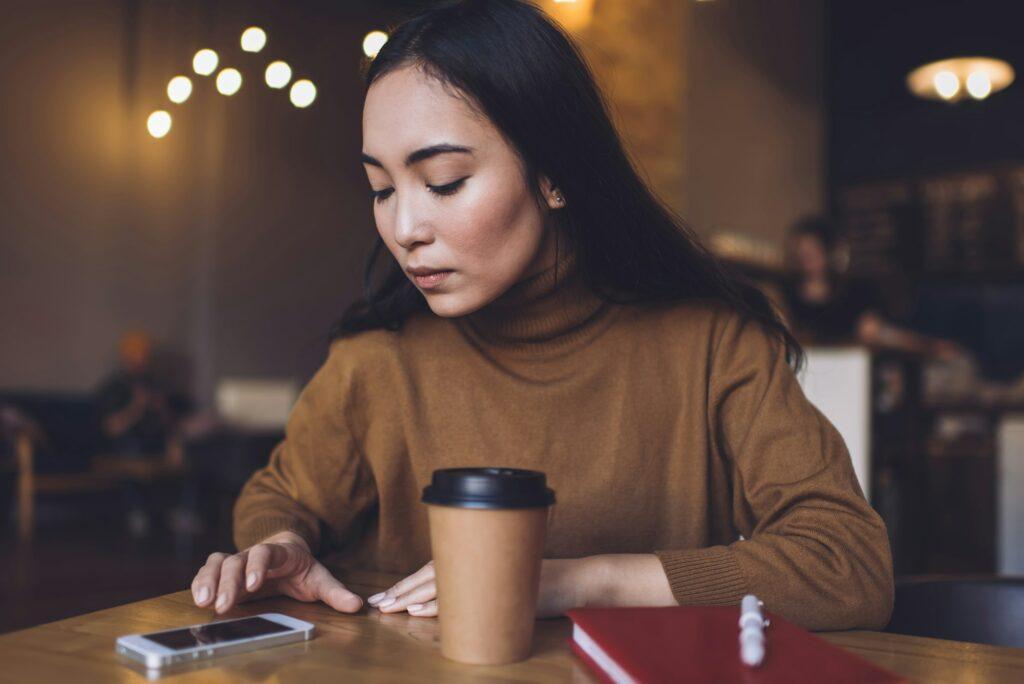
[{"left": 334, "top": 0, "right": 803, "bottom": 370}]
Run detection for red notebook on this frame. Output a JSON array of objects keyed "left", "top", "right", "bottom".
[{"left": 566, "top": 606, "right": 907, "bottom": 683}]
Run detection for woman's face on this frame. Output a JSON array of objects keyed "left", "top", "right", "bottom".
[{"left": 362, "top": 64, "right": 562, "bottom": 317}]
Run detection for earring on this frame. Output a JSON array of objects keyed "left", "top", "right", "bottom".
[{"left": 552, "top": 190, "right": 565, "bottom": 206}]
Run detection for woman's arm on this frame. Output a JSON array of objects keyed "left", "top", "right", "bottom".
[
  {"left": 651, "top": 310, "right": 894, "bottom": 631},
  {"left": 369, "top": 553, "right": 676, "bottom": 618},
  {"left": 233, "top": 341, "right": 377, "bottom": 555},
  {"left": 574, "top": 554, "right": 676, "bottom": 608},
  {"left": 857, "top": 311, "right": 961, "bottom": 358}
]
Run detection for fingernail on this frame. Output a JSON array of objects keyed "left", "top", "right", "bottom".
[
  {"left": 407, "top": 604, "right": 423, "bottom": 612},
  {"left": 246, "top": 572, "right": 258, "bottom": 589},
  {"left": 215, "top": 594, "right": 228, "bottom": 610},
  {"left": 196, "top": 587, "right": 209, "bottom": 604},
  {"left": 378, "top": 597, "right": 396, "bottom": 609},
  {"left": 367, "top": 592, "right": 386, "bottom": 605}
]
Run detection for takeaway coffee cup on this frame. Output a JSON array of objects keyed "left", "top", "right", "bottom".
[{"left": 421, "top": 467, "right": 556, "bottom": 665}]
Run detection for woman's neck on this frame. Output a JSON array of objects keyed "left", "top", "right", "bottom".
[
  {"left": 517, "top": 223, "right": 570, "bottom": 284},
  {"left": 457, "top": 235, "right": 607, "bottom": 348}
]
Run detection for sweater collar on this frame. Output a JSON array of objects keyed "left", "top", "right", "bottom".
[{"left": 458, "top": 244, "right": 608, "bottom": 347}]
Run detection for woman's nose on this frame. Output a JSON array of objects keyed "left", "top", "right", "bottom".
[{"left": 392, "top": 195, "right": 434, "bottom": 249}]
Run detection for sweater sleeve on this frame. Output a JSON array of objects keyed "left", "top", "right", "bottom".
[
  {"left": 232, "top": 340, "right": 376, "bottom": 555},
  {"left": 654, "top": 310, "right": 895, "bottom": 631}
]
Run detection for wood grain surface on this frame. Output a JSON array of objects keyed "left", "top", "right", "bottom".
[{"left": 1, "top": 568, "right": 1022, "bottom": 683}]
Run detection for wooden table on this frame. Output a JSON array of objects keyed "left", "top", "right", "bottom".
[{"left": 1, "top": 568, "right": 1023, "bottom": 683}]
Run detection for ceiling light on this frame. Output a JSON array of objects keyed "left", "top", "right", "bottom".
[
  {"left": 216, "top": 68, "right": 243, "bottom": 96},
  {"left": 147, "top": 110, "right": 172, "bottom": 138},
  {"left": 241, "top": 27, "right": 267, "bottom": 53},
  {"left": 192, "top": 49, "right": 219, "bottom": 76},
  {"left": 907, "top": 56, "right": 1014, "bottom": 103},
  {"left": 265, "top": 61, "right": 292, "bottom": 89}
]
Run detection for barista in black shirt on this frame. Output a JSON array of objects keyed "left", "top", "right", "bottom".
[{"left": 782, "top": 217, "right": 959, "bottom": 357}]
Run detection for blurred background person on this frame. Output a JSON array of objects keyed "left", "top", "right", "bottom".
[
  {"left": 94, "top": 331, "right": 190, "bottom": 538},
  {"left": 95, "top": 331, "right": 185, "bottom": 458},
  {"left": 781, "top": 216, "right": 961, "bottom": 359}
]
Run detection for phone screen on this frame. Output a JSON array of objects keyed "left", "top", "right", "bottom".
[{"left": 144, "top": 617, "right": 292, "bottom": 650}]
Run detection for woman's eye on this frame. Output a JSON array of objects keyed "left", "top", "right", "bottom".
[
  {"left": 369, "top": 177, "right": 468, "bottom": 205},
  {"left": 428, "top": 177, "right": 468, "bottom": 197}
]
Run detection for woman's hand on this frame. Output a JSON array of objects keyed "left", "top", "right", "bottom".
[
  {"left": 191, "top": 530, "right": 363, "bottom": 615},
  {"left": 367, "top": 557, "right": 600, "bottom": 618}
]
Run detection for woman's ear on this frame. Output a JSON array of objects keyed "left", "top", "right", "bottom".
[{"left": 538, "top": 175, "right": 567, "bottom": 210}]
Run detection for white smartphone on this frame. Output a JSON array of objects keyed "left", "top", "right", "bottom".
[{"left": 115, "top": 613, "right": 315, "bottom": 670}]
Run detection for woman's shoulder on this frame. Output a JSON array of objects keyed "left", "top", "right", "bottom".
[{"left": 622, "top": 296, "right": 784, "bottom": 363}]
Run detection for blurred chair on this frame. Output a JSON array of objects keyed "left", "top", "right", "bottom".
[
  {"left": 885, "top": 577, "right": 1024, "bottom": 648},
  {"left": 0, "top": 393, "right": 183, "bottom": 543}
]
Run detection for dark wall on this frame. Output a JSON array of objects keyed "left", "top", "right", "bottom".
[{"left": 0, "top": 1, "right": 402, "bottom": 402}]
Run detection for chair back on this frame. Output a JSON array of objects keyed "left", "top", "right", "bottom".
[{"left": 886, "top": 577, "right": 1024, "bottom": 648}]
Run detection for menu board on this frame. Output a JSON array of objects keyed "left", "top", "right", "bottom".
[
  {"left": 836, "top": 166, "right": 1024, "bottom": 278},
  {"left": 1006, "top": 167, "right": 1024, "bottom": 269},
  {"left": 835, "top": 179, "right": 915, "bottom": 277}
]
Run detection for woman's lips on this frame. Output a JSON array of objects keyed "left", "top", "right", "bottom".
[{"left": 413, "top": 270, "right": 453, "bottom": 289}]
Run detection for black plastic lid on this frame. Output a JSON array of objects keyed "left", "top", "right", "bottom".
[{"left": 421, "top": 467, "right": 556, "bottom": 509}]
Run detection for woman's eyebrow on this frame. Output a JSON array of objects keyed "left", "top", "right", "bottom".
[{"left": 361, "top": 143, "right": 475, "bottom": 169}]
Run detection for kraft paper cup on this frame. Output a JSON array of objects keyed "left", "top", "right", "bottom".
[{"left": 422, "top": 467, "right": 556, "bottom": 665}]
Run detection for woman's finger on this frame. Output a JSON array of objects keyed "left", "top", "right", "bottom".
[
  {"left": 242, "top": 544, "right": 273, "bottom": 593},
  {"left": 192, "top": 552, "right": 229, "bottom": 606},
  {"left": 377, "top": 579, "right": 437, "bottom": 614},
  {"left": 306, "top": 562, "right": 363, "bottom": 613},
  {"left": 407, "top": 599, "right": 438, "bottom": 617},
  {"left": 214, "top": 553, "right": 248, "bottom": 614},
  {"left": 368, "top": 560, "right": 434, "bottom": 607},
  {"left": 242, "top": 542, "right": 295, "bottom": 593}
]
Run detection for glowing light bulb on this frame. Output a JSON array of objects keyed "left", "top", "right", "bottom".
[
  {"left": 933, "top": 70, "right": 960, "bottom": 100},
  {"left": 167, "top": 75, "right": 192, "bottom": 104},
  {"left": 216, "top": 68, "right": 242, "bottom": 96},
  {"left": 966, "top": 70, "right": 992, "bottom": 99},
  {"left": 192, "top": 49, "right": 219, "bottom": 76},
  {"left": 241, "top": 27, "right": 267, "bottom": 53},
  {"left": 362, "top": 30, "right": 388, "bottom": 59},
  {"left": 147, "top": 110, "right": 172, "bottom": 138},
  {"left": 290, "top": 79, "right": 316, "bottom": 108},
  {"left": 265, "top": 60, "right": 292, "bottom": 89}
]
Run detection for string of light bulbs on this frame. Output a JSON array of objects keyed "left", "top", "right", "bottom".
[{"left": 147, "top": 25, "right": 321, "bottom": 138}]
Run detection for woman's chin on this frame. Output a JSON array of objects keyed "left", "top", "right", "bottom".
[
  {"left": 423, "top": 292, "right": 470, "bottom": 318},
  {"left": 422, "top": 291, "right": 488, "bottom": 318}
]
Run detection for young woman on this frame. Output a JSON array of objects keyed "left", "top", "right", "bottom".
[{"left": 190, "top": 0, "right": 893, "bottom": 631}]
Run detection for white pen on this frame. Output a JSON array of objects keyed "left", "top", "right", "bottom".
[{"left": 738, "top": 594, "right": 769, "bottom": 667}]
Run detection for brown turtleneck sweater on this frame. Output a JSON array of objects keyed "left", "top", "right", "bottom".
[{"left": 233, "top": 248, "right": 894, "bottom": 631}]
